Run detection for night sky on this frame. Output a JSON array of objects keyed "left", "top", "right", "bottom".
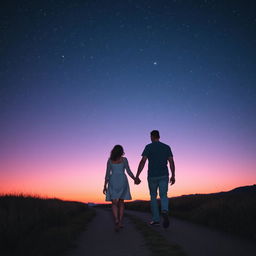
[{"left": 1, "top": 0, "right": 256, "bottom": 203}]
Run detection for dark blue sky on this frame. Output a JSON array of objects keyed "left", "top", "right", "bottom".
[{"left": 1, "top": 0, "right": 256, "bottom": 199}]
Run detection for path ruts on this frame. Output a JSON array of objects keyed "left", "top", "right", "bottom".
[
  {"left": 65, "top": 208, "right": 151, "bottom": 256},
  {"left": 126, "top": 209, "right": 256, "bottom": 256}
]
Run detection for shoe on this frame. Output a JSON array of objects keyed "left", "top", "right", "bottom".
[
  {"left": 162, "top": 211, "right": 169, "bottom": 228},
  {"left": 149, "top": 221, "right": 160, "bottom": 226}
]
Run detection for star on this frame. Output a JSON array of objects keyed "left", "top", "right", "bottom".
[{"left": 153, "top": 61, "right": 158, "bottom": 65}]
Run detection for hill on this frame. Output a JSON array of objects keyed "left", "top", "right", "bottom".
[
  {"left": 228, "top": 184, "right": 256, "bottom": 193},
  {"left": 174, "top": 184, "right": 256, "bottom": 197}
]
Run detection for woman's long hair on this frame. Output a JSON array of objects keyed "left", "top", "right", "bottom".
[{"left": 110, "top": 145, "right": 124, "bottom": 161}]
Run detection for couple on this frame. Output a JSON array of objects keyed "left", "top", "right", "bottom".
[{"left": 103, "top": 130, "right": 176, "bottom": 231}]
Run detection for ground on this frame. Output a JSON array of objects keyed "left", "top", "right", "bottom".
[{"left": 65, "top": 207, "right": 256, "bottom": 256}]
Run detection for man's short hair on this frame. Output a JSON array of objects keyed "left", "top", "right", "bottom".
[{"left": 151, "top": 130, "right": 160, "bottom": 139}]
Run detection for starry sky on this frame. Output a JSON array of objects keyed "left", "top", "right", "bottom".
[{"left": 1, "top": 0, "right": 256, "bottom": 203}]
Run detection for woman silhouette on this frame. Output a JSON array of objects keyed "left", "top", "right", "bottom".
[{"left": 103, "top": 145, "right": 135, "bottom": 231}]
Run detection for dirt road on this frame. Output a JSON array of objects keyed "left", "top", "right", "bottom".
[
  {"left": 65, "top": 207, "right": 151, "bottom": 256},
  {"left": 126, "top": 209, "right": 256, "bottom": 256},
  {"left": 66, "top": 207, "right": 256, "bottom": 256}
]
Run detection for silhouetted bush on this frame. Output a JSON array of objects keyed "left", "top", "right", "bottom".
[
  {"left": 0, "top": 194, "right": 95, "bottom": 256},
  {"left": 125, "top": 185, "right": 256, "bottom": 240}
]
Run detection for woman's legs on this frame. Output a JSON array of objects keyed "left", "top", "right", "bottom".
[
  {"left": 112, "top": 199, "right": 125, "bottom": 228},
  {"left": 112, "top": 199, "right": 119, "bottom": 223},
  {"left": 118, "top": 199, "right": 124, "bottom": 226}
]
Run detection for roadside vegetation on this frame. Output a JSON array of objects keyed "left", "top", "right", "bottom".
[
  {"left": 0, "top": 194, "right": 95, "bottom": 256},
  {"left": 125, "top": 185, "right": 256, "bottom": 240}
]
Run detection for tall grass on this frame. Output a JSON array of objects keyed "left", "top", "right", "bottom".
[
  {"left": 0, "top": 194, "right": 95, "bottom": 256},
  {"left": 125, "top": 189, "right": 256, "bottom": 240}
]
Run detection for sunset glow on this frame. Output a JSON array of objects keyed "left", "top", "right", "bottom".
[
  {"left": 1, "top": 132, "right": 255, "bottom": 203},
  {"left": 1, "top": 1, "right": 256, "bottom": 203}
]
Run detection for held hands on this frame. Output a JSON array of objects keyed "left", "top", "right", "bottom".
[{"left": 134, "top": 177, "right": 141, "bottom": 185}]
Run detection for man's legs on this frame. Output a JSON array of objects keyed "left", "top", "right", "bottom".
[
  {"left": 148, "top": 177, "right": 160, "bottom": 222},
  {"left": 159, "top": 176, "right": 169, "bottom": 212},
  {"left": 159, "top": 176, "right": 170, "bottom": 228}
]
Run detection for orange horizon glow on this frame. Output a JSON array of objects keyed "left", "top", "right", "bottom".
[
  {"left": 1, "top": 181, "right": 255, "bottom": 204},
  {"left": 1, "top": 130, "right": 256, "bottom": 204},
  {"left": 1, "top": 151, "right": 255, "bottom": 204}
]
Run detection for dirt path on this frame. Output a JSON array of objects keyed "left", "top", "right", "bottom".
[
  {"left": 65, "top": 208, "right": 151, "bottom": 256},
  {"left": 126, "top": 209, "right": 256, "bottom": 256},
  {"left": 66, "top": 207, "right": 256, "bottom": 256}
]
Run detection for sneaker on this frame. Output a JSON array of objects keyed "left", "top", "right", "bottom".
[
  {"left": 162, "top": 211, "right": 169, "bottom": 228},
  {"left": 149, "top": 221, "right": 160, "bottom": 226}
]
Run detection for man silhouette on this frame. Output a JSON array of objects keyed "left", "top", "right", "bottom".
[{"left": 135, "top": 130, "right": 175, "bottom": 228}]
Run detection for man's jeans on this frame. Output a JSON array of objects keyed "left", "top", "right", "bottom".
[{"left": 147, "top": 175, "right": 169, "bottom": 222}]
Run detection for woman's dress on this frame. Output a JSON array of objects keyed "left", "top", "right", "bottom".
[{"left": 105, "top": 157, "right": 133, "bottom": 201}]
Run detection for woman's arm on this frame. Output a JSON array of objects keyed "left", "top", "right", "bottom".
[
  {"left": 124, "top": 158, "right": 135, "bottom": 180},
  {"left": 103, "top": 159, "right": 111, "bottom": 194}
]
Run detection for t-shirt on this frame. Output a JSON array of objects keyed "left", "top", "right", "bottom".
[{"left": 142, "top": 141, "right": 173, "bottom": 177}]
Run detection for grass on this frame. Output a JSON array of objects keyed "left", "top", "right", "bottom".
[
  {"left": 0, "top": 194, "right": 96, "bottom": 256},
  {"left": 125, "top": 187, "right": 256, "bottom": 240},
  {"left": 126, "top": 214, "right": 185, "bottom": 256}
]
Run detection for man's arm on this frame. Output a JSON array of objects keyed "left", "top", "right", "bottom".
[
  {"left": 135, "top": 156, "right": 147, "bottom": 183},
  {"left": 168, "top": 156, "right": 175, "bottom": 185}
]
